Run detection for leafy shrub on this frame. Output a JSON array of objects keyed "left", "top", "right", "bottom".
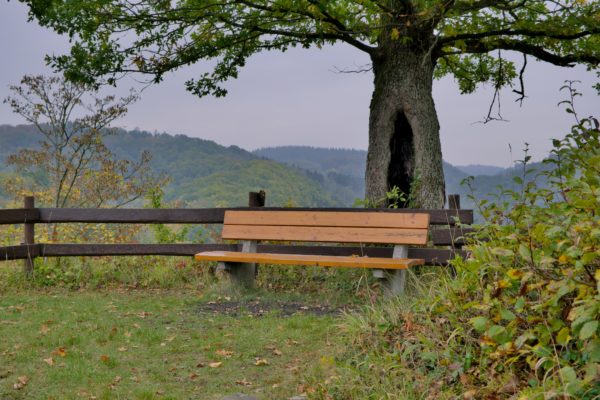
[{"left": 311, "top": 107, "right": 599, "bottom": 398}]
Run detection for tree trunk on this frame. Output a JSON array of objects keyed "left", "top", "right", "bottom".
[{"left": 365, "top": 44, "right": 445, "bottom": 209}]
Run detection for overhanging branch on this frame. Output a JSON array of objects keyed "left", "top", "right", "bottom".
[{"left": 442, "top": 38, "right": 600, "bottom": 67}]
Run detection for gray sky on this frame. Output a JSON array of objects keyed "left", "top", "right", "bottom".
[{"left": 1, "top": 1, "right": 598, "bottom": 167}]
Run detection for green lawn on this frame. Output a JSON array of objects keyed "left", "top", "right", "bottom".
[{"left": 0, "top": 289, "right": 340, "bottom": 399}]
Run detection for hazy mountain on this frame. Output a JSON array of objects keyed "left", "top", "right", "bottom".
[
  {"left": 254, "top": 146, "right": 550, "bottom": 212},
  {"left": 455, "top": 164, "right": 506, "bottom": 176},
  {"left": 0, "top": 125, "right": 341, "bottom": 207},
  {"left": 0, "top": 125, "right": 550, "bottom": 211},
  {"left": 254, "top": 146, "right": 475, "bottom": 204}
]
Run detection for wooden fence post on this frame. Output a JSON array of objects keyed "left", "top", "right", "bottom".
[
  {"left": 448, "top": 194, "right": 460, "bottom": 211},
  {"left": 23, "top": 195, "right": 35, "bottom": 277},
  {"left": 447, "top": 194, "right": 461, "bottom": 277},
  {"left": 248, "top": 190, "right": 266, "bottom": 207},
  {"left": 248, "top": 191, "right": 265, "bottom": 278}
]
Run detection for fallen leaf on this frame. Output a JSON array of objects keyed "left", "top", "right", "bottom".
[
  {"left": 272, "top": 349, "right": 283, "bottom": 356},
  {"left": 100, "top": 355, "right": 110, "bottom": 363},
  {"left": 236, "top": 378, "right": 252, "bottom": 386},
  {"left": 189, "top": 373, "right": 198, "bottom": 380},
  {"left": 215, "top": 349, "right": 234, "bottom": 357},
  {"left": 254, "top": 358, "right": 269, "bottom": 366},
  {"left": 196, "top": 362, "right": 205, "bottom": 368},
  {"left": 118, "top": 347, "right": 127, "bottom": 352},
  {"left": 52, "top": 347, "right": 67, "bottom": 357},
  {"left": 124, "top": 331, "right": 132, "bottom": 338},
  {"left": 208, "top": 362, "right": 222, "bottom": 368},
  {"left": 43, "top": 357, "right": 54, "bottom": 366},
  {"left": 40, "top": 324, "right": 50, "bottom": 335},
  {"left": 13, "top": 375, "right": 29, "bottom": 390}
]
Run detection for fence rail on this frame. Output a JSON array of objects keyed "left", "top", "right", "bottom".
[
  {"left": 0, "top": 207, "right": 473, "bottom": 225},
  {"left": 0, "top": 193, "right": 473, "bottom": 275}
]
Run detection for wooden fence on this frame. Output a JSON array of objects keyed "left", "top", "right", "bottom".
[{"left": 0, "top": 192, "right": 473, "bottom": 277}]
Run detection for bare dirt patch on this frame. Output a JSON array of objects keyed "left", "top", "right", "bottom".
[{"left": 196, "top": 299, "right": 351, "bottom": 317}]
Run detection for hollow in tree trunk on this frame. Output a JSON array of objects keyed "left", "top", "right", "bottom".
[{"left": 365, "top": 44, "right": 445, "bottom": 209}]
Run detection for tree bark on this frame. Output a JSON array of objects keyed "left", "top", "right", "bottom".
[{"left": 365, "top": 44, "right": 445, "bottom": 209}]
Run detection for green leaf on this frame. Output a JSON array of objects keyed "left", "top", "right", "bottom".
[
  {"left": 488, "top": 325, "right": 510, "bottom": 344},
  {"left": 579, "top": 320, "right": 598, "bottom": 340},
  {"left": 499, "top": 308, "right": 516, "bottom": 321},
  {"left": 559, "top": 366, "right": 577, "bottom": 384},
  {"left": 586, "top": 339, "right": 600, "bottom": 363},
  {"left": 556, "top": 327, "right": 571, "bottom": 346},
  {"left": 470, "top": 316, "right": 488, "bottom": 333}
]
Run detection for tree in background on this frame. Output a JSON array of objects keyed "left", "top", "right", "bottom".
[
  {"left": 21, "top": 0, "right": 600, "bottom": 207},
  {"left": 3, "top": 75, "right": 161, "bottom": 209}
]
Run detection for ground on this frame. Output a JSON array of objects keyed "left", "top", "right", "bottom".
[{"left": 0, "top": 289, "right": 343, "bottom": 399}]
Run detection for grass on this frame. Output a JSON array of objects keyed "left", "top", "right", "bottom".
[{"left": 0, "top": 287, "right": 342, "bottom": 399}]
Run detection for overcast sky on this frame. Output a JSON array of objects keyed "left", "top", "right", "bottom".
[{"left": 1, "top": 1, "right": 598, "bottom": 167}]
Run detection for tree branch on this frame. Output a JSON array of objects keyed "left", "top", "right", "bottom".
[{"left": 443, "top": 38, "right": 600, "bottom": 67}]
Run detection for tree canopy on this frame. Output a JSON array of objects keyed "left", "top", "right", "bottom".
[
  {"left": 25, "top": 0, "right": 600, "bottom": 95},
  {"left": 20, "top": 0, "right": 600, "bottom": 208}
]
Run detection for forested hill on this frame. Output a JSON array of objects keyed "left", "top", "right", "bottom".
[
  {"left": 1, "top": 125, "right": 548, "bottom": 209},
  {"left": 254, "top": 146, "right": 550, "bottom": 209},
  {"left": 0, "top": 125, "right": 341, "bottom": 207}
]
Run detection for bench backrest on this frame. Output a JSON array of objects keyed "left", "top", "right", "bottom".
[{"left": 222, "top": 211, "right": 430, "bottom": 245}]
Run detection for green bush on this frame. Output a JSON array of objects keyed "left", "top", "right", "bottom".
[{"left": 311, "top": 108, "right": 599, "bottom": 398}]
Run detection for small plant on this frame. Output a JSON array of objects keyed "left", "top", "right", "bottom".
[{"left": 354, "top": 172, "right": 420, "bottom": 209}]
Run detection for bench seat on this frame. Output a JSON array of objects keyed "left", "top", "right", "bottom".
[{"left": 195, "top": 251, "right": 424, "bottom": 269}]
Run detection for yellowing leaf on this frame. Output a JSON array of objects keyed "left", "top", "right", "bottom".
[
  {"left": 390, "top": 28, "right": 400, "bottom": 40},
  {"left": 43, "top": 357, "right": 54, "bottom": 366},
  {"left": 13, "top": 375, "right": 29, "bottom": 390},
  {"left": 215, "top": 349, "right": 234, "bottom": 357},
  {"left": 52, "top": 347, "right": 67, "bottom": 357},
  {"left": 208, "top": 362, "right": 222, "bottom": 368},
  {"left": 506, "top": 269, "right": 523, "bottom": 280},
  {"left": 254, "top": 358, "right": 269, "bottom": 366}
]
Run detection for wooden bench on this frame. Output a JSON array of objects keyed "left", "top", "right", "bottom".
[{"left": 195, "top": 210, "right": 430, "bottom": 295}]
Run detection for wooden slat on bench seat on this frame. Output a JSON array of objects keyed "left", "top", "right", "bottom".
[
  {"left": 225, "top": 211, "right": 430, "bottom": 229},
  {"left": 222, "top": 225, "right": 428, "bottom": 245},
  {"left": 195, "top": 251, "right": 424, "bottom": 269}
]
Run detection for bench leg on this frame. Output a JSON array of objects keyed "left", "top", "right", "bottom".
[
  {"left": 384, "top": 269, "right": 407, "bottom": 296},
  {"left": 220, "top": 261, "right": 256, "bottom": 288},
  {"left": 373, "top": 269, "right": 407, "bottom": 296}
]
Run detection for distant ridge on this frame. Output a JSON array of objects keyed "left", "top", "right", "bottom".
[
  {"left": 1, "top": 125, "right": 551, "bottom": 210},
  {"left": 455, "top": 164, "right": 506, "bottom": 176}
]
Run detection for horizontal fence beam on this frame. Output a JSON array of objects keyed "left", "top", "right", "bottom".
[
  {"left": 37, "top": 208, "right": 228, "bottom": 224},
  {"left": 39, "top": 243, "right": 235, "bottom": 257},
  {"left": 0, "top": 207, "right": 473, "bottom": 225},
  {"left": 0, "top": 209, "right": 40, "bottom": 225},
  {"left": 430, "top": 227, "right": 475, "bottom": 246},
  {"left": 0, "top": 243, "right": 464, "bottom": 265},
  {"left": 0, "top": 245, "right": 38, "bottom": 260}
]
